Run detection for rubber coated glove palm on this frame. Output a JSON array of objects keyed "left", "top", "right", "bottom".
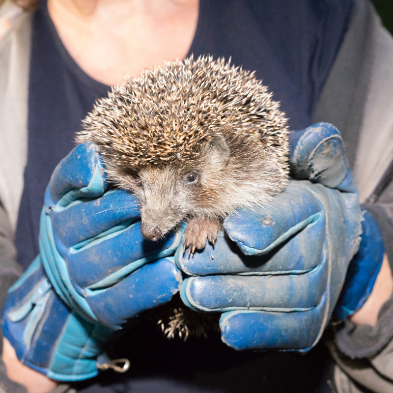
[{"left": 176, "top": 123, "right": 363, "bottom": 351}]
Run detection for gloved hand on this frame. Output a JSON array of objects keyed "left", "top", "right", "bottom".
[
  {"left": 2, "top": 143, "right": 182, "bottom": 381},
  {"left": 176, "top": 123, "right": 367, "bottom": 351}
]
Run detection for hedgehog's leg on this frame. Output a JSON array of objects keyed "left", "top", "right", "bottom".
[{"left": 183, "top": 217, "right": 221, "bottom": 253}]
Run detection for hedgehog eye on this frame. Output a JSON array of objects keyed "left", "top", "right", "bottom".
[
  {"left": 185, "top": 172, "right": 198, "bottom": 184},
  {"left": 129, "top": 173, "right": 142, "bottom": 186}
]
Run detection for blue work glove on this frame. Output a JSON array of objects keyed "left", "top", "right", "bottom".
[
  {"left": 334, "top": 208, "right": 384, "bottom": 320},
  {"left": 2, "top": 143, "right": 182, "bottom": 381},
  {"left": 176, "top": 123, "right": 366, "bottom": 351}
]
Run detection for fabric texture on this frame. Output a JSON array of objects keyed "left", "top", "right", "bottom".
[
  {"left": 313, "top": 2, "right": 393, "bottom": 389},
  {"left": 335, "top": 292, "right": 393, "bottom": 359},
  {"left": 334, "top": 203, "right": 393, "bottom": 359},
  {"left": 312, "top": 0, "right": 393, "bottom": 204},
  {"left": 15, "top": 1, "right": 110, "bottom": 269},
  {"left": 312, "top": 0, "right": 376, "bottom": 171},
  {"left": 0, "top": 1, "right": 30, "bottom": 232},
  {"left": 328, "top": 338, "right": 393, "bottom": 393}
]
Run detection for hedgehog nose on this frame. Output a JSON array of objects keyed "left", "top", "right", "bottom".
[{"left": 141, "top": 223, "right": 162, "bottom": 241}]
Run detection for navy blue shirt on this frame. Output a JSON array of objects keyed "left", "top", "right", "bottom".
[
  {"left": 15, "top": 1, "right": 353, "bottom": 392},
  {"left": 15, "top": 1, "right": 110, "bottom": 268}
]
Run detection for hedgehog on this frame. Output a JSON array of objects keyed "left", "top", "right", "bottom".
[
  {"left": 76, "top": 56, "right": 289, "bottom": 339},
  {"left": 76, "top": 56, "right": 289, "bottom": 255}
]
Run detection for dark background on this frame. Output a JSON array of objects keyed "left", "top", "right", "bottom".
[{"left": 374, "top": 0, "right": 393, "bottom": 33}]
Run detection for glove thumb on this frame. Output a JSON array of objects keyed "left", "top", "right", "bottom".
[{"left": 289, "top": 122, "right": 356, "bottom": 193}]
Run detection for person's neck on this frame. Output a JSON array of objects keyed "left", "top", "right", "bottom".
[{"left": 48, "top": 0, "right": 199, "bottom": 85}]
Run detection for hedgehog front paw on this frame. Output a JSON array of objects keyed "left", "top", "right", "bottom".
[{"left": 183, "top": 217, "right": 221, "bottom": 254}]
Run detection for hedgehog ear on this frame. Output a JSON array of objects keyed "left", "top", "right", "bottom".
[{"left": 206, "top": 135, "right": 230, "bottom": 165}]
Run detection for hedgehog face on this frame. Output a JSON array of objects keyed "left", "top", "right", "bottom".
[{"left": 117, "top": 137, "right": 230, "bottom": 241}]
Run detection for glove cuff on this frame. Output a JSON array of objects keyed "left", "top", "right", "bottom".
[
  {"left": 1, "top": 256, "right": 113, "bottom": 381},
  {"left": 334, "top": 209, "right": 384, "bottom": 320}
]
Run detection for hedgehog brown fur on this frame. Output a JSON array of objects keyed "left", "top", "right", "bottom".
[
  {"left": 76, "top": 56, "right": 289, "bottom": 339},
  {"left": 77, "top": 56, "right": 289, "bottom": 250},
  {"left": 78, "top": 56, "right": 288, "bottom": 167}
]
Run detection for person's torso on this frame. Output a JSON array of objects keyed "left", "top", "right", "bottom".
[{"left": 15, "top": 1, "right": 352, "bottom": 391}]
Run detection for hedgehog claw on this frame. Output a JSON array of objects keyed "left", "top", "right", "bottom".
[
  {"left": 183, "top": 217, "right": 221, "bottom": 254},
  {"left": 207, "top": 234, "right": 217, "bottom": 245}
]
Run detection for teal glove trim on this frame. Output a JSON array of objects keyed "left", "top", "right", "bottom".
[
  {"left": 46, "top": 143, "right": 107, "bottom": 208},
  {"left": 86, "top": 230, "right": 182, "bottom": 291},
  {"left": 55, "top": 165, "right": 106, "bottom": 211},
  {"left": 21, "top": 312, "right": 109, "bottom": 382},
  {"left": 48, "top": 312, "right": 113, "bottom": 381},
  {"left": 230, "top": 213, "right": 321, "bottom": 256},
  {"left": 22, "top": 290, "right": 51, "bottom": 349},
  {"left": 181, "top": 250, "right": 327, "bottom": 313},
  {"left": 7, "top": 256, "right": 42, "bottom": 294},
  {"left": 180, "top": 279, "right": 197, "bottom": 311},
  {"left": 40, "top": 208, "right": 98, "bottom": 323},
  {"left": 2, "top": 255, "right": 114, "bottom": 382},
  {"left": 70, "top": 219, "right": 133, "bottom": 252},
  {"left": 6, "top": 260, "right": 50, "bottom": 322},
  {"left": 219, "top": 291, "right": 328, "bottom": 351}
]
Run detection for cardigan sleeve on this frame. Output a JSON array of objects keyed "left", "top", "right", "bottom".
[{"left": 313, "top": 0, "right": 393, "bottom": 391}]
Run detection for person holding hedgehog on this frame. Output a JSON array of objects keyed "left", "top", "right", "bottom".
[{"left": 0, "top": 0, "right": 393, "bottom": 392}]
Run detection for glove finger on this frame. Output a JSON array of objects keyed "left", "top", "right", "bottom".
[
  {"left": 181, "top": 247, "right": 327, "bottom": 311},
  {"left": 65, "top": 222, "right": 182, "bottom": 290},
  {"left": 176, "top": 209, "right": 325, "bottom": 275},
  {"left": 46, "top": 143, "right": 106, "bottom": 207},
  {"left": 289, "top": 123, "right": 356, "bottom": 193},
  {"left": 86, "top": 257, "right": 182, "bottom": 329},
  {"left": 52, "top": 189, "right": 140, "bottom": 247},
  {"left": 40, "top": 207, "right": 181, "bottom": 322},
  {"left": 223, "top": 181, "right": 323, "bottom": 255},
  {"left": 219, "top": 299, "right": 326, "bottom": 351}
]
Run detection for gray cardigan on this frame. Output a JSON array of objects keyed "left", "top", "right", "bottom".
[{"left": 1, "top": 0, "right": 393, "bottom": 392}]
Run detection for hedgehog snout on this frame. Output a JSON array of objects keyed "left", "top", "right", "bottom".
[
  {"left": 140, "top": 223, "right": 162, "bottom": 241},
  {"left": 139, "top": 200, "right": 185, "bottom": 241}
]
